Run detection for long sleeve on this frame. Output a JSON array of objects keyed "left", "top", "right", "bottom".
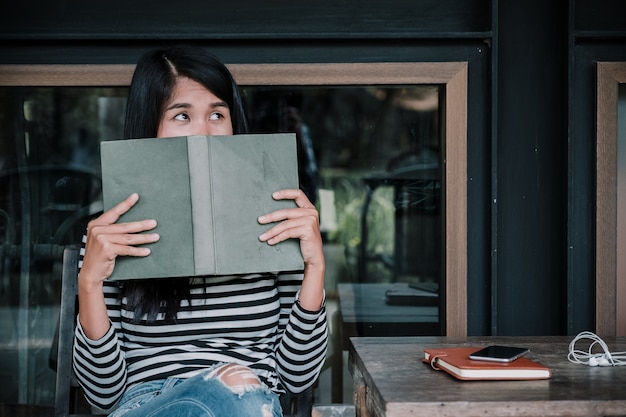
[
  {"left": 73, "top": 283, "right": 127, "bottom": 410},
  {"left": 274, "top": 273, "right": 328, "bottom": 393}
]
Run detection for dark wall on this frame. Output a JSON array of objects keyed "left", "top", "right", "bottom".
[
  {"left": 1, "top": 0, "right": 624, "bottom": 336},
  {"left": 0, "top": 0, "right": 490, "bottom": 40},
  {"left": 495, "top": 2, "right": 568, "bottom": 335}
]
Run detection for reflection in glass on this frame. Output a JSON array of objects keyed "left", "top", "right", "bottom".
[
  {"left": 0, "top": 83, "right": 442, "bottom": 405},
  {"left": 242, "top": 85, "right": 442, "bottom": 285},
  {"left": 0, "top": 87, "right": 126, "bottom": 404}
]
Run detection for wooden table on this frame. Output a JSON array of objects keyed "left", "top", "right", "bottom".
[
  {"left": 349, "top": 336, "right": 626, "bottom": 417},
  {"left": 338, "top": 283, "right": 441, "bottom": 348}
]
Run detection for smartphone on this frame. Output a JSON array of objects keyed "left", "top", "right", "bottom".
[{"left": 469, "top": 345, "right": 529, "bottom": 363}]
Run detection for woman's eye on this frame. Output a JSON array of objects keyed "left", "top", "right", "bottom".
[
  {"left": 174, "top": 113, "right": 189, "bottom": 121},
  {"left": 209, "top": 112, "right": 223, "bottom": 121}
]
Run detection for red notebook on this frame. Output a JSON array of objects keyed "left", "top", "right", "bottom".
[{"left": 423, "top": 347, "right": 552, "bottom": 380}]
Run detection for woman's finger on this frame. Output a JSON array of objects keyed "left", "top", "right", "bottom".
[
  {"left": 258, "top": 207, "right": 318, "bottom": 225},
  {"left": 89, "top": 218, "right": 158, "bottom": 236},
  {"left": 272, "top": 189, "right": 315, "bottom": 209},
  {"left": 94, "top": 230, "right": 160, "bottom": 248},
  {"left": 89, "top": 193, "right": 140, "bottom": 227},
  {"left": 259, "top": 214, "right": 318, "bottom": 244}
]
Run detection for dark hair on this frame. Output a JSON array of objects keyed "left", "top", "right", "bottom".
[
  {"left": 124, "top": 44, "right": 248, "bottom": 139},
  {"left": 120, "top": 45, "right": 248, "bottom": 322}
]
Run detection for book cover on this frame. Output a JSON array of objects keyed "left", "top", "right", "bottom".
[
  {"left": 423, "top": 347, "right": 552, "bottom": 380},
  {"left": 100, "top": 133, "right": 304, "bottom": 280}
]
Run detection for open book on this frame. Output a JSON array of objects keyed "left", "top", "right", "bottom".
[
  {"left": 423, "top": 347, "right": 551, "bottom": 380},
  {"left": 100, "top": 133, "right": 304, "bottom": 280}
]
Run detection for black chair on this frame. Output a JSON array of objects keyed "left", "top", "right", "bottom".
[
  {"left": 53, "top": 247, "right": 91, "bottom": 417},
  {"left": 53, "top": 247, "right": 313, "bottom": 417}
]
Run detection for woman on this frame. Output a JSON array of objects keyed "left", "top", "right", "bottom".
[{"left": 73, "top": 45, "right": 327, "bottom": 417}]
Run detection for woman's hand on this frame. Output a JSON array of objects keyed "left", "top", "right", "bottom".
[
  {"left": 80, "top": 193, "right": 160, "bottom": 287},
  {"left": 258, "top": 189, "right": 325, "bottom": 310},
  {"left": 78, "top": 193, "right": 159, "bottom": 339}
]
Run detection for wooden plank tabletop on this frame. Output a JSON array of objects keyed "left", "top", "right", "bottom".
[{"left": 349, "top": 336, "right": 626, "bottom": 417}]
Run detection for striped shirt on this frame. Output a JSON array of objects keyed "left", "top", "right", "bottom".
[{"left": 73, "top": 271, "right": 328, "bottom": 410}]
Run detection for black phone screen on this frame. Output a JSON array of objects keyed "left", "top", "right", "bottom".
[{"left": 468, "top": 345, "right": 529, "bottom": 362}]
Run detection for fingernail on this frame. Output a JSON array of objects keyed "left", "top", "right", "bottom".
[
  {"left": 258, "top": 215, "right": 266, "bottom": 223},
  {"left": 259, "top": 233, "right": 267, "bottom": 241}
]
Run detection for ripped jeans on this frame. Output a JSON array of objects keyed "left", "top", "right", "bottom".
[{"left": 108, "top": 364, "right": 283, "bottom": 417}]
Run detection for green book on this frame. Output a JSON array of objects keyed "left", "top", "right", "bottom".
[{"left": 100, "top": 133, "right": 304, "bottom": 280}]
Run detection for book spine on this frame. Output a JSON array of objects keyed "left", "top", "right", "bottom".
[{"left": 187, "top": 135, "right": 216, "bottom": 275}]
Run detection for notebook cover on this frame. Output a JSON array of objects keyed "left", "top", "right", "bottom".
[
  {"left": 100, "top": 133, "right": 304, "bottom": 280},
  {"left": 423, "top": 347, "right": 552, "bottom": 380}
]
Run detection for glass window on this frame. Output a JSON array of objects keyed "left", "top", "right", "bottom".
[
  {"left": 0, "top": 80, "right": 445, "bottom": 405},
  {"left": 242, "top": 85, "right": 442, "bottom": 285},
  {"left": 0, "top": 87, "right": 126, "bottom": 404}
]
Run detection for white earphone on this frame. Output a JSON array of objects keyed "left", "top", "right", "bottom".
[
  {"left": 567, "top": 331, "right": 626, "bottom": 367},
  {"left": 586, "top": 355, "right": 611, "bottom": 367}
]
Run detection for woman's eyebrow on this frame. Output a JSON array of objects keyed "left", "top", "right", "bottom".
[
  {"left": 164, "top": 102, "right": 191, "bottom": 111},
  {"left": 211, "top": 101, "right": 229, "bottom": 109},
  {"left": 164, "top": 101, "right": 229, "bottom": 111}
]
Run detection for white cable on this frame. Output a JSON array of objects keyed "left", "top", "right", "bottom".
[{"left": 567, "top": 331, "right": 626, "bottom": 366}]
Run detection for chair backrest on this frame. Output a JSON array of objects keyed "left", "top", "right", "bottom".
[
  {"left": 54, "top": 247, "right": 94, "bottom": 417},
  {"left": 53, "top": 247, "right": 312, "bottom": 417}
]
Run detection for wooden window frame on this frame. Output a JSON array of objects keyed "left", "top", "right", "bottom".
[
  {"left": 596, "top": 61, "right": 626, "bottom": 336},
  {"left": 0, "top": 61, "right": 468, "bottom": 336}
]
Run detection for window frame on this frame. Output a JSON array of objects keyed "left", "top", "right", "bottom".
[
  {"left": 596, "top": 61, "right": 626, "bottom": 336},
  {"left": 0, "top": 61, "right": 468, "bottom": 337}
]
